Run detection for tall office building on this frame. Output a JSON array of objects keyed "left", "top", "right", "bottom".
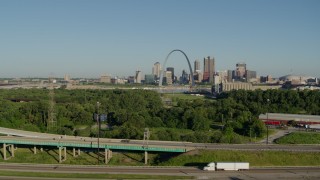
[
  {"left": 203, "top": 56, "right": 215, "bottom": 83},
  {"left": 64, "top": 74, "right": 70, "bottom": 81},
  {"left": 152, "top": 62, "right": 161, "bottom": 79},
  {"left": 144, "top": 74, "right": 155, "bottom": 84},
  {"left": 166, "top": 67, "right": 174, "bottom": 82},
  {"left": 227, "top": 70, "right": 234, "bottom": 82},
  {"left": 194, "top": 60, "right": 200, "bottom": 72},
  {"left": 180, "top": 69, "right": 189, "bottom": 84},
  {"left": 135, "top": 70, "right": 142, "bottom": 83},
  {"left": 165, "top": 71, "right": 173, "bottom": 85},
  {"left": 236, "top": 63, "right": 246, "bottom": 80},
  {"left": 246, "top": 70, "right": 257, "bottom": 82}
]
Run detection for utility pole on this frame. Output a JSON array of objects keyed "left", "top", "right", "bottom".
[
  {"left": 96, "top": 102, "right": 101, "bottom": 165},
  {"left": 143, "top": 128, "right": 150, "bottom": 164},
  {"left": 47, "top": 76, "right": 57, "bottom": 132},
  {"left": 266, "top": 112, "right": 269, "bottom": 145},
  {"left": 143, "top": 128, "right": 150, "bottom": 147}
]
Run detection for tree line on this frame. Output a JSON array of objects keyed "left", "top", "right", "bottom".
[{"left": 0, "top": 88, "right": 319, "bottom": 143}]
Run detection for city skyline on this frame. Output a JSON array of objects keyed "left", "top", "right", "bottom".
[{"left": 1, "top": 0, "right": 319, "bottom": 78}]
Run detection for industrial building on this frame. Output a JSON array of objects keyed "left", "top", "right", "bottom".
[{"left": 259, "top": 113, "right": 320, "bottom": 125}]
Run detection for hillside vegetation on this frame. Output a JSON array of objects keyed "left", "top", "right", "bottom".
[{"left": 0, "top": 88, "right": 319, "bottom": 143}]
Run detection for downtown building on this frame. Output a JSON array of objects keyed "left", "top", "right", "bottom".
[
  {"left": 100, "top": 74, "right": 111, "bottom": 83},
  {"left": 227, "top": 63, "right": 257, "bottom": 83},
  {"left": 235, "top": 62, "right": 246, "bottom": 81},
  {"left": 135, "top": 70, "right": 143, "bottom": 83},
  {"left": 194, "top": 60, "right": 200, "bottom": 72},
  {"left": 166, "top": 67, "right": 175, "bottom": 83},
  {"left": 193, "top": 60, "right": 203, "bottom": 82},
  {"left": 164, "top": 71, "right": 173, "bottom": 85},
  {"left": 203, "top": 56, "right": 215, "bottom": 83},
  {"left": 152, "top": 62, "right": 161, "bottom": 80}
]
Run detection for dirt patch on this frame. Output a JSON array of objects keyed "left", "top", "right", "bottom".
[
  {"left": 123, "top": 158, "right": 132, "bottom": 163},
  {"left": 184, "top": 149, "right": 200, "bottom": 156}
]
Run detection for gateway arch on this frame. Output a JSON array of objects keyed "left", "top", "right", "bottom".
[{"left": 158, "top": 49, "right": 195, "bottom": 87}]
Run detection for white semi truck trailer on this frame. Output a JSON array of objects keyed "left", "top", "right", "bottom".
[{"left": 203, "top": 162, "right": 249, "bottom": 171}]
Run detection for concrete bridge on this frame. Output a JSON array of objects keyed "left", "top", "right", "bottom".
[{"left": 0, "top": 127, "right": 192, "bottom": 164}]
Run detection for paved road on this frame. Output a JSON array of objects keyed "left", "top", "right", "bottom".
[
  {"left": 258, "top": 127, "right": 301, "bottom": 144},
  {"left": 1, "top": 127, "right": 320, "bottom": 152},
  {"left": 0, "top": 163, "right": 319, "bottom": 180},
  {"left": 1, "top": 135, "right": 320, "bottom": 152}
]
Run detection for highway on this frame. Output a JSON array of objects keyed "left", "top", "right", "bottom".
[
  {"left": 0, "top": 163, "right": 320, "bottom": 179},
  {"left": 1, "top": 135, "right": 320, "bottom": 152},
  {"left": 1, "top": 126, "right": 320, "bottom": 152},
  {"left": 1, "top": 127, "right": 320, "bottom": 179}
]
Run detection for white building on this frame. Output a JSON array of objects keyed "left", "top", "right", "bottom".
[
  {"left": 100, "top": 74, "right": 111, "bottom": 83},
  {"left": 135, "top": 70, "right": 143, "bottom": 83},
  {"left": 152, "top": 62, "right": 161, "bottom": 79}
]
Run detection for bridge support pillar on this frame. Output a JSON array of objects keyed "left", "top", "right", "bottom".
[
  {"left": 64, "top": 147, "right": 67, "bottom": 161},
  {"left": 73, "top": 148, "right": 76, "bottom": 157},
  {"left": 109, "top": 149, "right": 112, "bottom": 158},
  {"left": 11, "top": 144, "right": 14, "bottom": 158},
  {"left": 104, "top": 149, "right": 108, "bottom": 164},
  {"left": 59, "top": 147, "right": 62, "bottom": 163},
  {"left": 34, "top": 146, "right": 37, "bottom": 154},
  {"left": 73, "top": 148, "right": 80, "bottom": 157},
  {"left": 59, "top": 147, "right": 67, "bottom": 163},
  {"left": 2, "top": 143, "right": 14, "bottom": 160},
  {"left": 144, "top": 151, "right": 148, "bottom": 165},
  {"left": 40, "top": 147, "right": 43, "bottom": 152},
  {"left": 3, "top": 143, "right": 6, "bottom": 160},
  {"left": 105, "top": 149, "right": 112, "bottom": 164}
]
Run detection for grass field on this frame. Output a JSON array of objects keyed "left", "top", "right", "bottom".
[
  {"left": 275, "top": 132, "right": 320, "bottom": 144},
  {"left": 161, "top": 93, "right": 214, "bottom": 107},
  {"left": 159, "top": 149, "right": 320, "bottom": 167},
  {"left": 0, "top": 147, "right": 192, "bottom": 179},
  {"left": 163, "top": 93, "right": 207, "bottom": 101}
]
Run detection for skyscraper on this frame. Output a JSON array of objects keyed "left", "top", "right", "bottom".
[
  {"left": 194, "top": 60, "right": 200, "bottom": 73},
  {"left": 203, "top": 56, "right": 215, "bottom": 83},
  {"left": 144, "top": 74, "right": 155, "bottom": 84},
  {"left": 246, "top": 70, "right": 257, "bottom": 82},
  {"left": 135, "top": 70, "right": 142, "bottom": 83},
  {"left": 227, "top": 70, "right": 234, "bottom": 82},
  {"left": 152, "top": 62, "right": 161, "bottom": 79},
  {"left": 181, "top": 69, "right": 189, "bottom": 84},
  {"left": 165, "top": 71, "right": 173, "bottom": 85},
  {"left": 236, "top": 63, "right": 246, "bottom": 80},
  {"left": 64, "top": 74, "right": 70, "bottom": 81},
  {"left": 166, "top": 67, "right": 174, "bottom": 82}
]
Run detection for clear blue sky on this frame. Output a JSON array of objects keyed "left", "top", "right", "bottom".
[{"left": 0, "top": 0, "right": 319, "bottom": 78}]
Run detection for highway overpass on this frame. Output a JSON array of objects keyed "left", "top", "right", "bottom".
[
  {"left": 1, "top": 127, "right": 319, "bottom": 164},
  {"left": 0, "top": 127, "right": 192, "bottom": 164}
]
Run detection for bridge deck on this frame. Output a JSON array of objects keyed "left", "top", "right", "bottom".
[{"left": 0, "top": 127, "right": 189, "bottom": 153}]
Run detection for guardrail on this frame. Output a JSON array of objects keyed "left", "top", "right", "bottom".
[{"left": 0, "top": 139, "right": 187, "bottom": 153}]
